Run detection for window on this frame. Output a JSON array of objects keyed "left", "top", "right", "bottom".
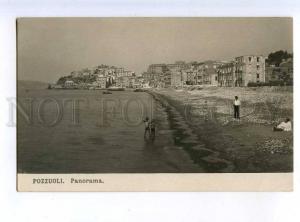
[
  {"left": 257, "top": 73, "right": 260, "bottom": 78},
  {"left": 248, "top": 57, "right": 252, "bottom": 62},
  {"left": 215, "top": 76, "right": 218, "bottom": 81},
  {"left": 257, "top": 57, "right": 260, "bottom": 62},
  {"left": 257, "top": 65, "right": 260, "bottom": 70}
]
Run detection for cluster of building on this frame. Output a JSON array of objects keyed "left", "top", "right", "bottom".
[
  {"left": 60, "top": 64, "right": 145, "bottom": 89},
  {"left": 58, "top": 54, "right": 293, "bottom": 90},
  {"left": 142, "top": 55, "right": 293, "bottom": 88}
]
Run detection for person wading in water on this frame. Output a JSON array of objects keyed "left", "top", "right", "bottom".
[
  {"left": 149, "top": 119, "right": 156, "bottom": 140},
  {"left": 143, "top": 117, "right": 150, "bottom": 138}
]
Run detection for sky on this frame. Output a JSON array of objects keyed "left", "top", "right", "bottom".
[{"left": 17, "top": 17, "right": 293, "bottom": 83}]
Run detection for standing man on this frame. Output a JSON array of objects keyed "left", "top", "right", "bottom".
[{"left": 233, "top": 96, "right": 241, "bottom": 119}]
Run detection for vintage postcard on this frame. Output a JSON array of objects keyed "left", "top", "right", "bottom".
[{"left": 17, "top": 18, "right": 293, "bottom": 191}]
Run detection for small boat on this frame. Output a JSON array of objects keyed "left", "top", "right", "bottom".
[
  {"left": 134, "top": 88, "right": 145, "bottom": 92},
  {"left": 103, "top": 91, "right": 112, "bottom": 94}
]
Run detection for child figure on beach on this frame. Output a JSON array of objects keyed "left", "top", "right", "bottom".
[
  {"left": 143, "top": 117, "right": 150, "bottom": 138},
  {"left": 150, "top": 119, "right": 156, "bottom": 139}
]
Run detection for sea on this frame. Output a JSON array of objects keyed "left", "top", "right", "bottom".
[{"left": 17, "top": 87, "right": 201, "bottom": 173}]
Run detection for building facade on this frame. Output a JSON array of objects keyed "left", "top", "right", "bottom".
[
  {"left": 217, "top": 62, "right": 236, "bottom": 87},
  {"left": 147, "top": 64, "right": 168, "bottom": 74},
  {"left": 170, "top": 70, "right": 182, "bottom": 87},
  {"left": 196, "top": 61, "right": 220, "bottom": 86},
  {"left": 96, "top": 76, "right": 107, "bottom": 88},
  {"left": 64, "top": 80, "right": 77, "bottom": 88},
  {"left": 185, "top": 70, "right": 196, "bottom": 85},
  {"left": 235, "top": 55, "right": 266, "bottom": 86}
]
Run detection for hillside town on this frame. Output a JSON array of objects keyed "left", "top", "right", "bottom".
[
  {"left": 52, "top": 64, "right": 141, "bottom": 89},
  {"left": 52, "top": 50, "right": 293, "bottom": 89}
]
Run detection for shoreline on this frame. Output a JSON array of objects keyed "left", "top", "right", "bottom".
[{"left": 149, "top": 90, "right": 235, "bottom": 173}]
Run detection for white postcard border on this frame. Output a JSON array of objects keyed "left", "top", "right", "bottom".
[{"left": 18, "top": 173, "right": 293, "bottom": 192}]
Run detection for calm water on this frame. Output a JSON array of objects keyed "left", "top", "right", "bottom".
[{"left": 17, "top": 89, "right": 201, "bottom": 173}]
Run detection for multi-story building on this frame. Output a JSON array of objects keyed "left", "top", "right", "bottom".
[
  {"left": 188, "top": 62, "right": 202, "bottom": 85},
  {"left": 115, "top": 77, "right": 121, "bottom": 87},
  {"left": 96, "top": 76, "right": 107, "bottom": 88},
  {"left": 123, "top": 76, "right": 130, "bottom": 88},
  {"left": 185, "top": 70, "right": 196, "bottom": 85},
  {"left": 180, "top": 70, "right": 188, "bottom": 84},
  {"left": 129, "top": 77, "right": 136, "bottom": 88},
  {"left": 142, "top": 72, "right": 152, "bottom": 81},
  {"left": 115, "top": 68, "right": 125, "bottom": 77},
  {"left": 217, "top": 62, "right": 236, "bottom": 87},
  {"left": 144, "top": 64, "right": 168, "bottom": 87},
  {"left": 147, "top": 64, "right": 168, "bottom": 74},
  {"left": 64, "top": 80, "right": 77, "bottom": 88},
  {"left": 235, "top": 55, "right": 266, "bottom": 86},
  {"left": 115, "top": 76, "right": 134, "bottom": 88},
  {"left": 167, "top": 62, "right": 192, "bottom": 87},
  {"left": 196, "top": 61, "right": 221, "bottom": 86},
  {"left": 163, "top": 71, "right": 172, "bottom": 87},
  {"left": 124, "top": 70, "right": 135, "bottom": 77},
  {"left": 132, "top": 76, "right": 144, "bottom": 88},
  {"left": 170, "top": 70, "right": 182, "bottom": 87},
  {"left": 115, "top": 77, "right": 122, "bottom": 87}
]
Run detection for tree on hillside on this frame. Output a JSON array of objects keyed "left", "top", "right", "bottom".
[
  {"left": 266, "top": 50, "right": 293, "bottom": 66},
  {"left": 57, "top": 76, "right": 69, "bottom": 85},
  {"left": 279, "top": 71, "right": 291, "bottom": 84}
]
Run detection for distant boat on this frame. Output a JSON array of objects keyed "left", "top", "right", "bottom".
[
  {"left": 103, "top": 91, "right": 112, "bottom": 94},
  {"left": 134, "top": 88, "right": 145, "bottom": 92},
  {"left": 49, "top": 84, "right": 63, "bottom": 89}
]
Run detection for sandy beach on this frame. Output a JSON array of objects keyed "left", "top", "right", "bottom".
[{"left": 149, "top": 86, "right": 293, "bottom": 172}]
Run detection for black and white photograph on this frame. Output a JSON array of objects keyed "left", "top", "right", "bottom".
[
  {"left": 2, "top": 1, "right": 300, "bottom": 221},
  {"left": 16, "top": 17, "right": 293, "bottom": 190}
]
